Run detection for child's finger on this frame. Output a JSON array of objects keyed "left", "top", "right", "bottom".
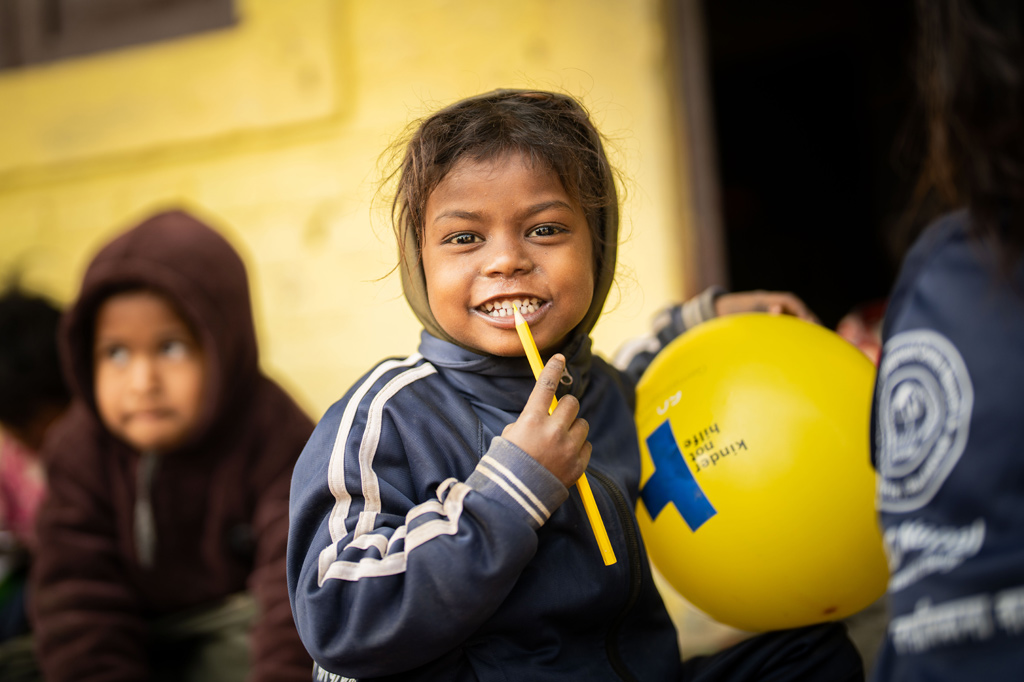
[
  {"left": 565, "top": 440, "right": 593, "bottom": 484},
  {"left": 568, "top": 413, "right": 590, "bottom": 443},
  {"left": 524, "top": 353, "right": 565, "bottom": 415}
]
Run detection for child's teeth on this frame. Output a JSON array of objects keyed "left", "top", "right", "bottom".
[{"left": 484, "top": 297, "right": 541, "bottom": 317}]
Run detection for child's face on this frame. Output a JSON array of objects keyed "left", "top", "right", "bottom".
[
  {"left": 93, "top": 290, "right": 205, "bottom": 453},
  {"left": 421, "top": 153, "right": 595, "bottom": 356}
]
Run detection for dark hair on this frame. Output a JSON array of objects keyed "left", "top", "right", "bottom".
[
  {"left": 389, "top": 89, "right": 617, "bottom": 274},
  {"left": 0, "top": 286, "right": 70, "bottom": 430},
  {"left": 909, "top": 0, "right": 1024, "bottom": 269}
]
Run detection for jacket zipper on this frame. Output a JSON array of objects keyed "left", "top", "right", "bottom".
[{"left": 588, "top": 467, "right": 642, "bottom": 682}]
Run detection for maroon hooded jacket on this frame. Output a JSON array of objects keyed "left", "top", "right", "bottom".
[{"left": 31, "top": 210, "right": 314, "bottom": 681}]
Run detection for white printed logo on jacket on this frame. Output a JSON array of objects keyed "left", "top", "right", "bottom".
[{"left": 875, "top": 329, "right": 974, "bottom": 514}]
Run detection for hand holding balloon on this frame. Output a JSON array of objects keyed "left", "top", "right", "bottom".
[{"left": 714, "top": 290, "right": 819, "bottom": 323}]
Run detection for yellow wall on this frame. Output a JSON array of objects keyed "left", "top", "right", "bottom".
[{"left": 0, "top": 0, "right": 694, "bottom": 418}]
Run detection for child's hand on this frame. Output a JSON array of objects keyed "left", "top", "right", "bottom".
[
  {"left": 714, "top": 290, "right": 820, "bottom": 323},
  {"left": 502, "top": 354, "right": 592, "bottom": 489}
]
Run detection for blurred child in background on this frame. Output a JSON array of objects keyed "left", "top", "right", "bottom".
[
  {"left": 31, "top": 210, "right": 314, "bottom": 681},
  {"left": 870, "top": 0, "right": 1024, "bottom": 679},
  {"left": 0, "top": 287, "right": 68, "bottom": 644},
  {"left": 287, "top": 89, "right": 861, "bottom": 681}
]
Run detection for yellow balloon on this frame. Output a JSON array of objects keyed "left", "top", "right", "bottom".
[{"left": 635, "top": 313, "right": 888, "bottom": 633}]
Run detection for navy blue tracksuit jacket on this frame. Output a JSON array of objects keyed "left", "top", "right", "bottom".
[
  {"left": 287, "top": 327, "right": 681, "bottom": 681},
  {"left": 871, "top": 210, "right": 1024, "bottom": 680}
]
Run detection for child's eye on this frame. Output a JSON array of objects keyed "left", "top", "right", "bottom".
[
  {"left": 161, "top": 339, "right": 190, "bottom": 360},
  {"left": 529, "top": 224, "right": 564, "bottom": 238},
  {"left": 443, "top": 233, "right": 481, "bottom": 246},
  {"left": 101, "top": 345, "right": 129, "bottom": 366}
]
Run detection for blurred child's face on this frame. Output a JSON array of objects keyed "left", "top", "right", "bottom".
[
  {"left": 422, "top": 153, "right": 595, "bottom": 356},
  {"left": 93, "top": 290, "right": 205, "bottom": 454}
]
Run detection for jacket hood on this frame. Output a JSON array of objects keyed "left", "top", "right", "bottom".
[{"left": 61, "top": 209, "right": 259, "bottom": 452}]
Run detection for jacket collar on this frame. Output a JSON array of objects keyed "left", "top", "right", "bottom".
[{"left": 418, "top": 330, "right": 593, "bottom": 416}]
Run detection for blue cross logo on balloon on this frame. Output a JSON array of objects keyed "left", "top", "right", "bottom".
[{"left": 640, "top": 419, "right": 717, "bottom": 531}]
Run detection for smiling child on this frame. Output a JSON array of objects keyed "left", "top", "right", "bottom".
[{"left": 287, "top": 89, "right": 860, "bottom": 681}]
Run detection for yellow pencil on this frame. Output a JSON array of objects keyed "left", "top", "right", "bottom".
[{"left": 513, "top": 305, "right": 617, "bottom": 566}]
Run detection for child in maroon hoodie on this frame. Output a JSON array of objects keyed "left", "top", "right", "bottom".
[{"left": 31, "top": 209, "right": 314, "bottom": 681}]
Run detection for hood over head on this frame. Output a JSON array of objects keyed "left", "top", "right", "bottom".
[
  {"left": 61, "top": 209, "right": 259, "bottom": 452},
  {"left": 398, "top": 89, "right": 619, "bottom": 350}
]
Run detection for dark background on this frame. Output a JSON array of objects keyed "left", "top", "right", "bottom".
[{"left": 703, "top": 0, "right": 917, "bottom": 328}]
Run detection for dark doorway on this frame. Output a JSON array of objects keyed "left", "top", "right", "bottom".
[{"left": 702, "top": 0, "right": 916, "bottom": 328}]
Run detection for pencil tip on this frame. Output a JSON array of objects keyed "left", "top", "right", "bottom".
[{"left": 513, "top": 305, "right": 525, "bottom": 324}]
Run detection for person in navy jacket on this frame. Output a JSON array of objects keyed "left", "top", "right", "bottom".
[{"left": 870, "top": 1, "right": 1024, "bottom": 680}]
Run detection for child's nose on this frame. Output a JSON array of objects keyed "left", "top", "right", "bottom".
[
  {"left": 484, "top": 237, "right": 533, "bottom": 277},
  {"left": 129, "top": 356, "right": 160, "bottom": 394}
]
